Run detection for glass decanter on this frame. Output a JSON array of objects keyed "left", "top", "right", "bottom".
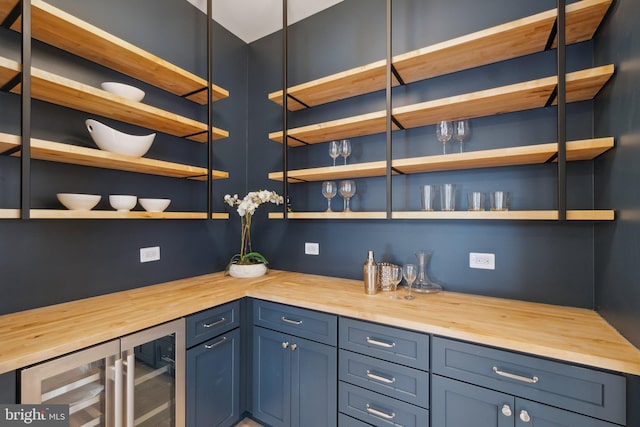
[{"left": 413, "top": 251, "right": 442, "bottom": 293}]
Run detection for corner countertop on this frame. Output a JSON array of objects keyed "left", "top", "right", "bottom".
[{"left": 1, "top": 270, "right": 639, "bottom": 376}]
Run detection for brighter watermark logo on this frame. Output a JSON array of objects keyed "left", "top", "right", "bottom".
[{"left": 0, "top": 405, "right": 68, "bottom": 427}]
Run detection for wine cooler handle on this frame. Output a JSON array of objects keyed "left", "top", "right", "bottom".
[
  {"left": 114, "top": 359, "right": 123, "bottom": 427},
  {"left": 126, "top": 353, "right": 135, "bottom": 427}
]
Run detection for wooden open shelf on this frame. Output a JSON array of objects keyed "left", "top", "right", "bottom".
[
  {"left": 0, "top": 57, "right": 228, "bottom": 143},
  {"left": 268, "top": 138, "right": 614, "bottom": 182},
  {"left": 0, "top": 209, "right": 20, "bottom": 219},
  {"left": 0, "top": 133, "right": 229, "bottom": 181},
  {"left": 270, "top": 65, "right": 614, "bottom": 146},
  {"left": 28, "top": 211, "right": 229, "bottom": 220},
  {"left": 0, "top": 0, "right": 228, "bottom": 105},
  {"left": 269, "top": 210, "right": 614, "bottom": 221},
  {"left": 269, "top": 0, "right": 611, "bottom": 111}
]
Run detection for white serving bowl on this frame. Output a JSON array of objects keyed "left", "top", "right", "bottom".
[
  {"left": 100, "top": 82, "right": 145, "bottom": 102},
  {"left": 57, "top": 193, "right": 101, "bottom": 211},
  {"left": 109, "top": 195, "right": 137, "bottom": 212},
  {"left": 139, "top": 198, "right": 171, "bottom": 213},
  {"left": 86, "top": 119, "right": 155, "bottom": 157}
]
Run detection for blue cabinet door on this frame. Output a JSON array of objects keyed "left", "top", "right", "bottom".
[
  {"left": 186, "top": 328, "right": 240, "bottom": 427},
  {"left": 252, "top": 326, "right": 291, "bottom": 427},
  {"left": 515, "top": 399, "right": 619, "bottom": 427},
  {"left": 292, "top": 336, "right": 337, "bottom": 427},
  {"left": 432, "top": 375, "right": 514, "bottom": 427}
]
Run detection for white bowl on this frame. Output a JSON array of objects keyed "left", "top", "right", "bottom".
[
  {"left": 101, "top": 82, "right": 145, "bottom": 102},
  {"left": 57, "top": 193, "right": 101, "bottom": 211},
  {"left": 109, "top": 195, "right": 137, "bottom": 212},
  {"left": 86, "top": 119, "right": 155, "bottom": 157},
  {"left": 139, "top": 198, "right": 171, "bottom": 212}
]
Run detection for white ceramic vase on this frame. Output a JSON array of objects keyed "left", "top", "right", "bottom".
[{"left": 228, "top": 263, "right": 267, "bottom": 278}]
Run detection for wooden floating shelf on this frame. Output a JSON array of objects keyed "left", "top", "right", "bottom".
[
  {"left": 0, "top": 56, "right": 228, "bottom": 143},
  {"left": 0, "top": 133, "right": 229, "bottom": 181},
  {"left": 270, "top": 65, "right": 614, "bottom": 146},
  {"left": 0, "top": 0, "right": 228, "bottom": 105},
  {"left": 29, "top": 211, "right": 229, "bottom": 220},
  {"left": 269, "top": 138, "right": 614, "bottom": 182},
  {"left": 0, "top": 209, "right": 20, "bottom": 219},
  {"left": 269, "top": 0, "right": 611, "bottom": 110},
  {"left": 269, "top": 210, "right": 614, "bottom": 221}
]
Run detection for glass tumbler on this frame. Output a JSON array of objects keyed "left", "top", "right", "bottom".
[
  {"left": 420, "top": 185, "right": 437, "bottom": 211},
  {"left": 490, "top": 191, "right": 510, "bottom": 211},
  {"left": 440, "top": 184, "right": 456, "bottom": 211},
  {"left": 467, "top": 192, "right": 485, "bottom": 211}
]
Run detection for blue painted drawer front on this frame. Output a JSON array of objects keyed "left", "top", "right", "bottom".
[
  {"left": 339, "top": 318, "right": 429, "bottom": 370},
  {"left": 253, "top": 299, "right": 337, "bottom": 346},
  {"left": 186, "top": 300, "right": 240, "bottom": 348},
  {"left": 338, "top": 413, "right": 373, "bottom": 427},
  {"left": 339, "top": 382, "right": 429, "bottom": 427},
  {"left": 432, "top": 337, "right": 626, "bottom": 426},
  {"left": 339, "top": 349, "right": 429, "bottom": 408},
  {"left": 516, "top": 399, "right": 620, "bottom": 427}
]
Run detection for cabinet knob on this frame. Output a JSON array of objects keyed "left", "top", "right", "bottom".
[
  {"left": 282, "top": 341, "right": 289, "bottom": 349},
  {"left": 290, "top": 343, "right": 298, "bottom": 351},
  {"left": 501, "top": 404, "right": 512, "bottom": 417},
  {"left": 519, "top": 410, "right": 531, "bottom": 423}
]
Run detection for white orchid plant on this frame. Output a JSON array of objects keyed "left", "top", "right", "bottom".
[{"left": 224, "top": 190, "right": 284, "bottom": 269}]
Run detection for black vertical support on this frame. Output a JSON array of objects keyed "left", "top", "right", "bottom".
[
  {"left": 20, "top": 0, "right": 31, "bottom": 220},
  {"left": 206, "top": 0, "right": 213, "bottom": 219},
  {"left": 282, "top": 0, "right": 289, "bottom": 219},
  {"left": 557, "top": 0, "right": 567, "bottom": 221},
  {"left": 385, "top": 0, "right": 392, "bottom": 220}
]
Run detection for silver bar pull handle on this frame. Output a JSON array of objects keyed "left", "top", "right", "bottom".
[
  {"left": 281, "top": 316, "right": 303, "bottom": 325},
  {"left": 492, "top": 366, "right": 539, "bottom": 384},
  {"left": 203, "top": 317, "right": 225, "bottom": 328},
  {"left": 205, "top": 336, "right": 227, "bottom": 349},
  {"left": 366, "top": 369, "right": 396, "bottom": 384},
  {"left": 114, "top": 359, "right": 123, "bottom": 427},
  {"left": 366, "top": 336, "right": 396, "bottom": 348},
  {"left": 126, "top": 353, "right": 135, "bottom": 427},
  {"left": 365, "top": 404, "right": 396, "bottom": 420}
]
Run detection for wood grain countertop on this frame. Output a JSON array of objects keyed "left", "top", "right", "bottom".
[{"left": 1, "top": 270, "right": 639, "bottom": 376}]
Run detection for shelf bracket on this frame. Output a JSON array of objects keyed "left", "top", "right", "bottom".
[
  {"left": 288, "top": 135, "right": 309, "bottom": 146},
  {"left": 0, "top": 73, "right": 21, "bottom": 93},
  {"left": 286, "top": 93, "right": 311, "bottom": 109},
  {"left": 545, "top": 153, "right": 558, "bottom": 163},
  {"left": 391, "top": 64, "right": 405, "bottom": 86},
  {"left": 0, "top": 146, "right": 21, "bottom": 156},
  {"left": 391, "top": 115, "right": 405, "bottom": 130},
  {"left": 545, "top": 86, "right": 558, "bottom": 107},
  {"left": 391, "top": 166, "right": 404, "bottom": 175},
  {"left": 1, "top": 2, "right": 21, "bottom": 28},
  {"left": 545, "top": 19, "right": 558, "bottom": 51},
  {"left": 181, "top": 130, "right": 207, "bottom": 139},
  {"left": 180, "top": 86, "right": 207, "bottom": 99}
]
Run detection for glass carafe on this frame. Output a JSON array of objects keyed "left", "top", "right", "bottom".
[{"left": 414, "top": 251, "right": 442, "bottom": 293}]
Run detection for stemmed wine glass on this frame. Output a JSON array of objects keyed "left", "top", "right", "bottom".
[
  {"left": 321, "top": 181, "right": 337, "bottom": 212},
  {"left": 390, "top": 264, "right": 403, "bottom": 300},
  {"left": 329, "top": 140, "right": 340, "bottom": 166},
  {"left": 403, "top": 263, "right": 417, "bottom": 300},
  {"left": 436, "top": 121, "right": 453, "bottom": 154},
  {"left": 454, "top": 120, "right": 470, "bottom": 153},
  {"left": 339, "top": 180, "right": 356, "bottom": 212},
  {"left": 340, "top": 139, "right": 351, "bottom": 165}
]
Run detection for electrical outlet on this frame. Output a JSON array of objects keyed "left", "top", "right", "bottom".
[
  {"left": 469, "top": 252, "right": 495, "bottom": 270},
  {"left": 305, "top": 242, "right": 320, "bottom": 255},
  {"left": 140, "top": 246, "right": 160, "bottom": 263}
]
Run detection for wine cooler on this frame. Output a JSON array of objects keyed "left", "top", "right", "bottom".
[{"left": 21, "top": 319, "right": 185, "bottom": 427}]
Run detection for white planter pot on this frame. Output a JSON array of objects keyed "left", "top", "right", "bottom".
[{"left": 228, "top": 263, "right": 267, "bottom": 278}]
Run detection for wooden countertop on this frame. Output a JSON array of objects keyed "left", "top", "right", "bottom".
[{"left": 1, "top": 270, "right": 639, "bottom": 376}]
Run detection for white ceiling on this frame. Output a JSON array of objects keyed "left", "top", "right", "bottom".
[{"left": 186, "top": 0, "right": 344, "bottom": 44}]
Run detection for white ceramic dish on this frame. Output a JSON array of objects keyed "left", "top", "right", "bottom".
[
  {"left": 100, "top": 82, "right": 145, "bottom": 102},
  {"left": 109, "top": 195, "right": 137, "bottom": 212},
  {"left": 57, "top": 193, "right": 101, "bottom": 211},
  {"left": 139, "top": 198, "right": 171, "bottom": 212},
  {"left": 86, "top": 119, "right": 155, "bottom": 157}
]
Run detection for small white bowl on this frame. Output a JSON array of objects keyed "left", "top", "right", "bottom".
[
  {"left": 57, "top": 193, "right": 101, "bottom": 211},
  {"left": 109, "top": 195, "right": 137, "bottom": 212},
  {"left": 86, "top": 119, "right": 155, "bottom": 157},
  {"left": 101, "top": 82, "right": 145, "bottom": 102},
  {"left": 139, "top": 198, "right": 171, "bottom": 212}
]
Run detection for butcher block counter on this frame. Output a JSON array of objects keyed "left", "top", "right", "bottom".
[{"left": 1, "top": 270, "right": 639, "bottom": 376}]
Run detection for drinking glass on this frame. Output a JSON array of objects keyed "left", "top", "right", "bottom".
[
  {"left": 467, "top": 191, "right": 485, "bottom": 211},
  {"left": 339, "top": 180, "right": 356, "bottom": 212},
  {"left": 390, "top": 264, "right": 403, "bottom": 300},
  {"left": 490, "top": 191, "right": 510, "bottom": 211},
  {"left": 436, "top": 121, "right": 453, "bottom": 154},
  {"left": 440, "top": 183, "right": 456, "bottom": 211},
  {"left": 340, "top": 139, "right": 351, "bottom": 165},
  {"left": 403, "top": 263, "right": 417, "bottom": 300},
  {"left": 321, "top": 181, "right": 337, "bottom": 212},
  {"left": 329, "top": 141, "right": 340, "bottom": 166},
  {"left": 420, "top": 184, "right": 437, "bottom": 211},
  {"left": 454, "top": 119, "right": 471, "bottom": 153}
]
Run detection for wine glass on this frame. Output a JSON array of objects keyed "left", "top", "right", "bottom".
[
  {"left": 339, "top": 180, "right": 356, "bottom": 212},
  {"left": 321, "top": 181, "right": 337, "bottom": 212},
  {"left": 403, "top": 263, "right": 417, "bottom": 300},
  {"left": 329, "top": 140, "right": 340, "bottom": 166},
  {"left": 436, "top": 121, "right": 453, "bottom": 154},
  {"left": 340, "top": 139, "right": 351, "bottom": 165},
  {"left": 454, "top": 119, "right": 470, "bottom": 153},
  {"left": 390, "top": 264, "right": 403, "bottom": 300}
]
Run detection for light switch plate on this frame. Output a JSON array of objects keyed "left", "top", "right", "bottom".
[
  {"left": 305, "top": 242, "right": 320, "bottom": 255},
  {"left": 140, "top": 246, "right": 160, "bottom": 263},
  {"left": 469, "top": 252, "right": 495, "bottom": 270}
]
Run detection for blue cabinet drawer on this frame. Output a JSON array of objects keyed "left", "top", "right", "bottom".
[
  {"left": 432, "top": 336, "right": 626, "bottom": 426},
  {"left": 338, "top": 413, "right": 372, "bottom": 427},
  {"left": 253, "top": 299, "right": 337, "bottom": 346},
  {"left": 339, "top": 382, "right": 429, "bottom": 427},
  {"left": 339, "top": 318, "right": 429, "bottom": 370},
  {"left": 339, "top": 349, "right": 429, "bottom": 408},
  {"left": 186, "top": 300, "right": 240, "bottom": 348}
]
